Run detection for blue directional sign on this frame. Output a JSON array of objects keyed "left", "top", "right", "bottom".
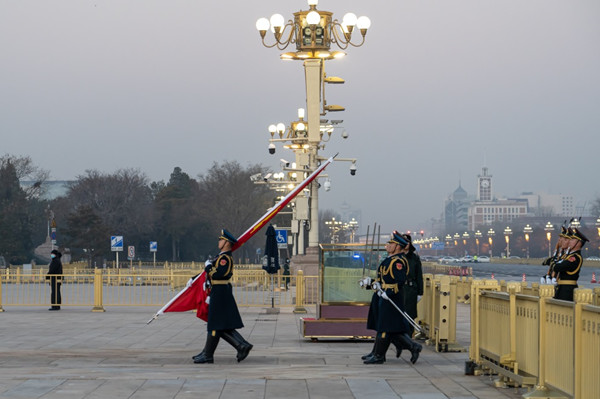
[
  {"left": 149, "top": 241, "right": 158, "bottom": 252},
  {"left": 432, "top": 242, "right": 445, "bottom": 250},
  {"left": 111, "top": 236, "right": 124, "bottom": 252},
  {"left": 275, "top": 229, "right": 288, "bottom": 249}
]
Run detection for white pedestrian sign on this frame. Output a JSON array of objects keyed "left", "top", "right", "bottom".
[
  {"left": 275, "top": 229, "right": 288, "bottom": 249},
  {"left": 111, "top": 236, "right": 123, "bottom": 252}
]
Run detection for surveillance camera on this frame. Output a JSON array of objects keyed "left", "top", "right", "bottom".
[
  {"left": 268, "top": 143, "right": 276, "bottom": 154},
  {"left": 323, "top": 180, "right": 331, "bottom": 191},
  {"left": 280, "top": 158, "right": 290, "bottom": 167},
  {"left": 263, "top": 173, "right": 273, "bottom": 182},
  {"left": 350, "top": 164, "right": 357, "bottom": 176},
  {"left": 341, "top": 130, "right": 349, "bottom": 139}
]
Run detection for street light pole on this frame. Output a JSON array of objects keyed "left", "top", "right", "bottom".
[
  {"left": 256, "top": 1, "right": 370, "bottom": 249},
  {"left": 487, "top": 228, "right": 495, "bottom": 258},
  {"left": 523, "top": 224, "right": 533, "bottom": 259},
  {"left": 504, "top": 226, "right": 512, "bottom": 258}
]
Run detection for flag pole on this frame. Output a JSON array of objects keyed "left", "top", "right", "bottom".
[{"left": 148, "top": 154, "right": 337, "bottom": 324}]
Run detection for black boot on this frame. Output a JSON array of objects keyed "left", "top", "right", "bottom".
[
  {"left": 221, "top": 330, "right": 253, "bottom": 362},
  {"left": 363, "top": 332, "right": 390, "bottom": 364},
  {"left": 398, "top": 333, "right": 422, "bottom": 364},
  {"left": 390, "top": 334, "right": 403, "bottom": 358},
  {"left": 361, "top": 338, "right": 377, "bottom": 360},
  {"left": 194, "top": 332, "right": 220, "bottom": 364}
]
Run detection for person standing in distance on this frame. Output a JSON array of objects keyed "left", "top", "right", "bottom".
[
  {"left": 46, "top": 249, "right": 63, "bottom": 311},
  {"left": 193, "top": 229, "right": 253, "bottom": 364}
]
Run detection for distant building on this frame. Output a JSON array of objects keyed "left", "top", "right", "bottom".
[
  {"left": 444, "top": 182, "right": 470, "bottom": 233},
  {"left": 445, "top": 166, "right": 577, "bottom": 233},
  {"left": 517, "top": 192, "right": 575, "bottom": 217}
]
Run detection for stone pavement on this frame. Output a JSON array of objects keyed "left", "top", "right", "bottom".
[{"left": 0, "top": 304, "right": 527, "bottom": 399}]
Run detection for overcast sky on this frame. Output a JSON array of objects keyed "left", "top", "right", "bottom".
[{"left": 2, "top": 0, "right": 599, "bottom": 236}]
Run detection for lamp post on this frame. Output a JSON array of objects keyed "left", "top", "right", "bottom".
[
  {"left": 504, "top": 226, "right": 512, "bottom": 258},
  {"left": 596, "top": 217, "right": 600, "bottom": 256},
  {"left": 445, "top": 234, "right": 452, "bottom": 256},
  {"left": 462, "top": 232, "right": 470, "bottom": 256},
  {"left": 325, "top": 217, "right": 342, "bottom": 243},
  {"left": 487, "top": 228, "right": 495, "bottom": 258},
  {"left": 523, "top": 224, "right": 533, "bottom": 259},
  {"left": 257, "top": 1, "right": 370, "bottom": 249},
  {"left": 452, "top": 233, "right": 460, "bottom": 256},
  {"left": 474, "top": 230, "right": 482, "bottom": 256},
  {"left": 571, "top": 218, "right": 581, "bottom": 229},
  {"left": 344, "top": 217, "right": 359, "bottom": 243},
  {"left": 544, "top": 222, "right": 554, "bottom": 258}
]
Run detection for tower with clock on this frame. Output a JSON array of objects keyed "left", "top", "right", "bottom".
[{"left": 477, "top": 167, "right": 492, "bottom": 201}]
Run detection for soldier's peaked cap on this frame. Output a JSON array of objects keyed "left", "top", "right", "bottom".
[
  {"left": 388, "top": 231, "right": 409, "bottom": 246},
  {"left": 559, "top": 226, "right": 569, "bottom": 238},
  {"left": 570, "top": 228, "right": 589, "bottom": 243},
  {"left": 219, "top": 229, "right": 238, "bottom": 243}
]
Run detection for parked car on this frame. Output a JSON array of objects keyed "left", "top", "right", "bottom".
[
  {"left": 508, "top": 256, "right": 521, "bottom": 259},
  {"left": 458, "top": 255, "right": 474, "bottom": 263},
  {"left": 586, "top": 256, "right": 600, "bottom": 261},
  {"left": 438, "top": 256, "right": 457, "bottom": 264},
  {"left": 476, "top": 256, "right": 490, "bottom": 263}
]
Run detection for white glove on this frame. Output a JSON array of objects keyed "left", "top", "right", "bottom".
[
  {"left": 205, "top": 259, "right": 213, "bottom": 267},
  {"left": 186, "top": 278, "right": 194, "bottom": 288},
  {"left": 551, "top": 277, "right": 557, "bottom": 285},
  {"left": 546, "top": 276, "right": 552, "bottom": 285},
  {"left": 205, "top": 296, "right": 210, "bottom": 304},
  {"left": 372, "top": 281, "right": 381, "bottom": 291},
  {"left": 540, "top": 276, "right": 547, "bottom": 284},
  {"left": 417, "top": 295, "right": 423, "bottom": 303},
  {"left": 203, "top": 279, "right": 211, "bottom": 290},
  {"left": 359, "top": 277, "right": 372, "bottom": 288}
]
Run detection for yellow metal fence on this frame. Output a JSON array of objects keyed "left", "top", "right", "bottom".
[
  {"left": 469, "top": 281, "right": 600, "bottom": 398},
  {"left": 0, "top": 268, "right": 318, "bottom": 311}
]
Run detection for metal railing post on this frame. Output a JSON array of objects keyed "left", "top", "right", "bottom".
[
  {"left": 92, "top": 268, "right": 105, "bottom": 312},
  {"left": 0, "top": 271, "right": 4, "bottom": 312},
  {"left": 293, "top": 270, "right": 307, "bottom": 314}
]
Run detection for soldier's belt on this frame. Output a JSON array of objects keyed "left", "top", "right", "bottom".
[
  {"left": 211, "top": 279, "right": 231, "bottom": 285},
  {"left": 557, "top": 280, "right": 577, "bottom": 286},
  {"left": 381, "top": 283, "right": 398, "bottom": 293}
]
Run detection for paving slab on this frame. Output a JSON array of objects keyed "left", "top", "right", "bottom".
[{"left": 0, "top": 304, "right": 528, "bottom": 399}]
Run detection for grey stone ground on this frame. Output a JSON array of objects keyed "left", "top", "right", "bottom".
[{"left": 0, "top": 304, "right": 528, "bottom": 399}]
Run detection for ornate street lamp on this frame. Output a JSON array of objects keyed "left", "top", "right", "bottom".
[
  {"left": 462, "top": 232, "right": 470, "bottom": 256},
  {"left": 523, "top": 224, "right": 533, "bottom": 259},
  {"left": 544, "top": 222, "right": 554, "bottom": 258},
  {"left": 344, "top": 217, "right": 359, "bottom": 243},
  {"left": 504, "top": 226, "right": 512, "bottom": 258},
  {"left": 325, "top": 217, "right": 342, "bottom": 243},
  {"left": 487, "top": 228, "right": 495, "bottom": 258},
  {"left": 571, "top": 218, "right": 581, "bottom": 229},
  {"left": 257, "top": 1, "right": 369, "bottom": 249},
  {"left": 596, "top": 217, "right": 600, "bottom": 256},
  {"left": 474, "top": 230, "right": 482, "bottom": 256}
]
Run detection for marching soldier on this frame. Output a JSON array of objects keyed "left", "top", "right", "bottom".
[
  {"left": 541, "top": 226, "right": 569, "bottom": 284},
  {"left": 402, "top": 233, "right": 423, "bottom": 335},
  {"left": 193, "top": 229, "right": 253, "bottom": 364},
  {"left": 362, "top": 231, "right": 422, "bottom": 365},
  {"left": 552, "top": 228, "right": 588, "bottom": 301}
]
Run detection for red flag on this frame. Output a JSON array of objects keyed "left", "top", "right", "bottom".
[
  {"left": 148, "top": 154, "right": 336, "bottom": 324},
  {"left": 147, "top": 272, "right": 209, "bottom": 323}
]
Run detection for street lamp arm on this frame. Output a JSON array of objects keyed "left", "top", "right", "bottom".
[
  {"left": 259, "top": 21, "right": 296, "bottom": 49},
  {"left": 330, "top": 20, "right": 366, "bottom": 49}
]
